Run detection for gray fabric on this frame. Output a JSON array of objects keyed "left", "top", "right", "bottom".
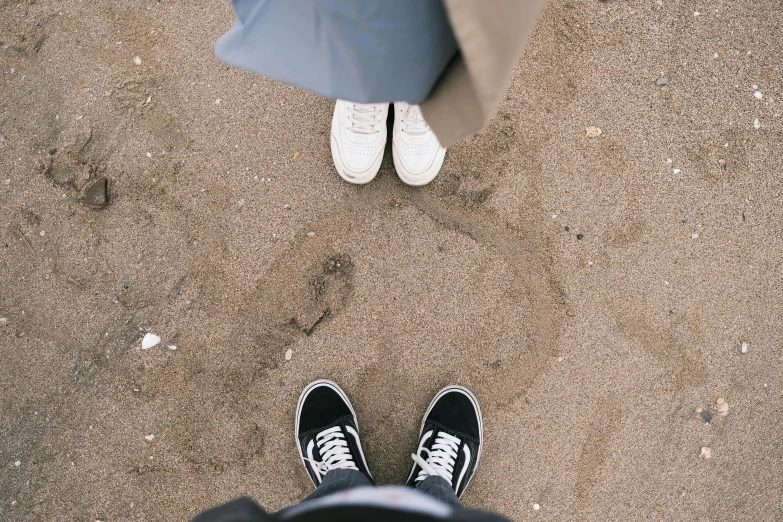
[
  {"left": 287, "top": 470, "right": 461, "bottom": 511},
  {"left": 215, "top": 0, "right": 458, "bottom": 104},
  {"left": 302, "top": 469, "right": 373, "bottom": 503},
  {"left": 415, "top": 475, "right": 462, "bottom": 509}
]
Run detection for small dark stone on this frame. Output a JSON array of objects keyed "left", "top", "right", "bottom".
[
  {"left": 564, "top": 226, "right": 570, "bottom": 232},
  {"left": 700, "top": 409, "right": 712, "bottom": 424},
  {"left": 576, "top": 233, "right": 584, "bottom": 240},
  {"left": 82, "top": 176, "right": 108, "bottom": 209}
]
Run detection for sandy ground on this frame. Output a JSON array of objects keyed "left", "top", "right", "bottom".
[{"left": 2, "top": 0, "right": 782, "bottom": 520}]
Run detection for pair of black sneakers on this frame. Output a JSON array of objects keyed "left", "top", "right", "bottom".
[{"left": 295, "top": 380, "right": 483, "bottom": 499}]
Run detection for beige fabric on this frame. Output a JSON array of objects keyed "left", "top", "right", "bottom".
[{"left": 420, "top": 0, "right": 549, "bottom": 147}]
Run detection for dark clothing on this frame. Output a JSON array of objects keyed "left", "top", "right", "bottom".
[{"left": 192, "top": 469, "right": 510, "bottom": 522}]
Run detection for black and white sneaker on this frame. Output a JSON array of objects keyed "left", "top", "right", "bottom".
[
  {"left": 295, "top": 379, "right": 373, "bottom": 487},
  {"left": 406, "top": 386, "right": 483, "bottom": 498}
]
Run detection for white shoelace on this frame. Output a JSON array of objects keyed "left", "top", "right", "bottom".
[
  {"left": 401, "top": 105, "right": 430, "bottom": 136},
  {"left": 411, "top": 431, "right": 461, "bottom": 483},
  {"left": 305, "top": 426, "right": 358, "bottom": 481},
  {"left": 348, "top": 103, "right": 383, "bottom": 135}
]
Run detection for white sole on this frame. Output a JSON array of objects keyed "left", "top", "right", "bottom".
[
  {"left": 330, "top": 134, "right": 384, "bottom": 185},
  {"left": 392, "top": 141, "right": 446, "bottom": 187},
  {"left": 406, "top": 385, "right": 483, "bottom": 498},
  {"left": 295, "top": 379, "right": 373, "bottom": 486}
]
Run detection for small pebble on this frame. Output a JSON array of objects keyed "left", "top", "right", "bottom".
[
  {"left": 666, "top": 158, "right": 672, "bottom": 164},
  {"left": 284, "top": 204, "right": 292, "bottom": 209},
  {"left": 82, "top": 176, "right": 108, "bottom": 209},
  {"left": 694, "top": 11, "right": 700, "bottom": 16},
  {"left": 714, "top": 398, "right": 729, "bottom": 416},
  {"left": 754, "top": 118, "right": 761, "bottom": 130},
  {"left": 141, "top": 333, "right": 160, "bottom": 349},
  {"left": 215, "top": 98, "right": 222, "bottom": 105},
  {"left": 691, "top": 233, "right": 699, "bottom": 239},
  {"left": 133, "top": 56, "right": 142, "bottom": 65},
  {"left": 144, "top": 434, "right": 155, "bottom": 441},
  {"left": 76, "top": 79, "right": 83, "bottom": 86},
  {"left": 741, "top": 341, "right": 750, "bottom": 354},
  {"left": 699, "top": 447, "right": 711, "bottom": 459},
  {"left": 14, "top": 460, "right": 21, "bottom": 467},
  {"left": 307, "top": 231, "right": 316, "bottom": 238},
  {"left": 285, "top": 348, "right": 293, "bottom": 361},
  {"left": 754, "top": 91, "right": 763, "bottom": 100},
  {"left": 293, "top": 151, "right": 301, "bottom": 159},
  {"left": 585, "top": 126, "right": 602, "bottom": 138},
  {"left": 146, "top": 152, "right": 152, "bottom": 158},
  {"left": 39, "top": 230, "right": 45, "bottom": 237},
  {"left": 752, "top": 84, "right": 758, "bottom": 90},
  {"left": 0, "top": 317, "right": 7, "bottom": 324},
  {"left": 533, "top": 503, "right": 540, "bottom": 511},
  {"left": 673, "top": 168, "right": 681, "bottom": 174},
  {"left": 167, "top": 345, "right": 177, "bottom": 351},
  {"left": 655, "top": 77, "right": 669, "bottom": 86}
]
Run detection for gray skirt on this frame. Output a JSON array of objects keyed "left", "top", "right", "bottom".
[{"left": 215, "top": 0, "right": 458, "bottom": 104}]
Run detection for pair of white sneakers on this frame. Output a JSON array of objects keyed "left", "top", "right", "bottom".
[{"left": 330, "top": 100, "right": 446, "bottom": 186}]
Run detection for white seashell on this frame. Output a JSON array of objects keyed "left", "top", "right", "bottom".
[
  {"left": 740, "top": 341, "right": 749, "bottom": 354},
  {"left": 754, "top": 91, "right": 763, "bottom": 100},
  {"left": 754, "top": 118, "right": 761, "bottom": 130},
  {"left": 133, "top": 56, "right": 142, "bottom": 65},
  {"left": 714, "top": 398, "right": 729, "bottom": 416},
  {"left": 585, "top": 126, "right": 602, "bottom": 138},
  {"left": 141, "top": 333, "right": 160, "bottom": 349},
  {"left": 144, "top": 434, "right": 155, "bottom": 441},
  {"left": 167, "top": 345, "right": 177, "bottom": 351},
  {"left": 699, "top": 447, "right": 711, "bottom": 459}
]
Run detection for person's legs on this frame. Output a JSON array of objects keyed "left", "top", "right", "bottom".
[
  {"left": 406, "top": 385, "right": 484, "bottom": 506},
  {"left": 414, "top": 475, "right": 463, "bottom": 508},
  {"left": 300, "top": 468, "right": 372, "bottom": 502}
]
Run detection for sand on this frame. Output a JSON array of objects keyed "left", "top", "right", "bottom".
[{"left": 1, "top": 0, "right": 782, "bottom": 520}]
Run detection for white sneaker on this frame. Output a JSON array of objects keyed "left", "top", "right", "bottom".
[
  {"left": 330, "top": 100, "right": 389, "bottom": 184},
  {"left": 392, "top": 102, "right": 446, "bottom": 186}
]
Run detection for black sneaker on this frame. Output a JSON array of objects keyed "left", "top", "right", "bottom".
[
  {"left": 295, "top": 379, "right": 373, "bottom": 487},
  {"left": 406, "top": 386, "right": 483, "bottom": 498}
]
